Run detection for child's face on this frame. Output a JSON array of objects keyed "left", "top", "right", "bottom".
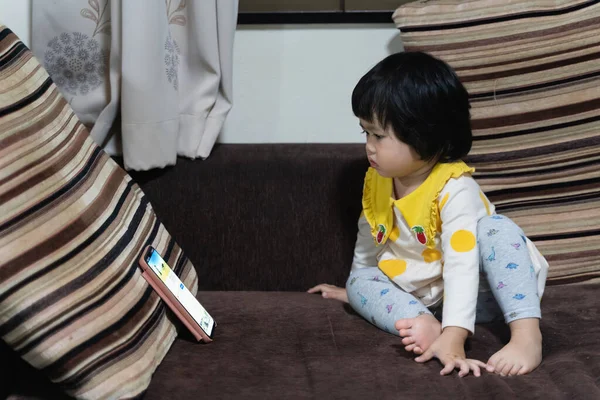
[{"left": 360, "top": 118, "right": 429, "bottom": 179}]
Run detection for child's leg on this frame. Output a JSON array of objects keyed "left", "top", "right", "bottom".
[
  {"left": 346, "top": 268, "right": 442, "bottom": 353},
  {"left": 477, "top": 215, "right": 543, "bottom": 376},
  {"left": 346, "top": 268, "right": 431, "bottom": 334}
]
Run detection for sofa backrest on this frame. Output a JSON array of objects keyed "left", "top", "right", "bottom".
[{"left": 130, "top": 145, "right": 367, "bottom": 291}]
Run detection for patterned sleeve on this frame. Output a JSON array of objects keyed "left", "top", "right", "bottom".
[
  {"left": 439, "top": 176, "right": 491, "bottom": 334},
  {"left": 351, "top": 212, "right": 379, "bottom": 270}
]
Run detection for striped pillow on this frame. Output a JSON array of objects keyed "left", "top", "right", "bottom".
[
  {"left": 0, "top": 27, "right": 198, "bottom": 399},
  {"left": 393, "top": 0, "right": 600, "bottom": 284}
]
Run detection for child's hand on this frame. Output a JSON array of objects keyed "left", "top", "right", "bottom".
[
  {"left": 307, "top": 284, "right": 348, "bottom": 303},
  {"left": 415, "top": 327, "right": 487, "bottom": 377}
]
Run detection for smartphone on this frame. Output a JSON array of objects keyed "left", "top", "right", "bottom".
[{"left": 139, "top": 245, "right": 216, "bottom": 341}]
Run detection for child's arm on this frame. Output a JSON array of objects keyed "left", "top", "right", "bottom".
[
  {"left": 438, "top": 176, "right": 488, "bottom": 334},
  {"left": 308, "top": 211, "right": 379, "bottom": 302},
  {"left": 351, "top": 212, "right": 380, "bottom": 271},
  {"left": 415, "top": 176, "right": 490, "bottom": 375}
]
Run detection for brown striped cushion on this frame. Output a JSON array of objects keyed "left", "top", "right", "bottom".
[
  {"left": 0, "top": 27, "right": 198, "bottom": 399},
  {"left": 393, "top": 0, "right": 600, "bottom": 284}
]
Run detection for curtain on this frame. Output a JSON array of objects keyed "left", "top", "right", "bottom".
[{"left": 32, "top": 0, "right": 238, "bottom": 170}]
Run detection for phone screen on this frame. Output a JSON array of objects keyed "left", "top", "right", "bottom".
[{"left": 145, "top": 247, "right": 215, "bottom": 336}]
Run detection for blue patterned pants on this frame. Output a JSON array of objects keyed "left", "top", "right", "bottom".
[{"left": 346, "top": 215, "right": 543, "bottom": 335}]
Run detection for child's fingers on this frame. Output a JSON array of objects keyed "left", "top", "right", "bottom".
[
  {"left": 470, "top": 362, "right": 481, "bottom": 377},
  {"left": 440, "top": 359, "right": 456, "bottom": 376},
  {"left": 415, "top": 349, "right": 434, "bottom": 363},
  {"left": 456, "top": 359, "right": 485, "bottom": 377},
  {"left": 468, "top": 359, "right": 487, "bottom": 369},
  {"left": 324, "top": 290, "right": 344, "bottom": 301},
  {"left": 457, "top": 360, "right": 470, "bottom": 377},
  {"left": 307, "top": 284, "right": 329, "bottom": 293}
]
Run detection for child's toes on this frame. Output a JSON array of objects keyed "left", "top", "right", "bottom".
[
  {"left": 405, "top": 344, "right": 417, "bottom": 352},
  {"left": 499, "top": 362, "right": 512, "bottom": 376},
  {"left": 413, "top": 346, "right": 423, "bottom": 355},
  {"left": 517, "top": 365, "right": 531, "bottom": 375},
  {"left": 486, "top": 355, "right": 500, "bottom": 372},
  {"left": 508, "top": 364, "right": 522, "bottom": 376},
  {"left": 402, "top": 336, "right": 415, "bottom": 345},
  {"left": 489, "top": 358, "right": 504, "bottom": 374},
  {"left": 395, "top": 318, "right": 414, "bottom": 332},
  {"left": 398, "top": 328, "right": 412, "bottom": 337}
]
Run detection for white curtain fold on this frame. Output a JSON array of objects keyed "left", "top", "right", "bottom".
[{"left": 32, "top": 0, "right": 238, "bottom": 170}]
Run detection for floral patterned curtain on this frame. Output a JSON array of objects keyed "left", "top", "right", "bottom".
[{"left": 32, "top": 0, "right": 238, "bottom": 170}]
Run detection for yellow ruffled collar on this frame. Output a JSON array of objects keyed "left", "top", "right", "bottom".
[{"left": 362, "top": 161, "right": 474, "bottom": 247}]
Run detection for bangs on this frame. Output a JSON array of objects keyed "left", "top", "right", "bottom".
[{"left": 351, "top": 73, "right": 397, "bottom": 129}]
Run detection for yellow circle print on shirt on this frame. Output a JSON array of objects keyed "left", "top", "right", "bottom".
[
  {"left": 422, "top": 248, "right": 442, "bottom": 263},
  {"left": 378, "top": 259, "right": 407, "bottom": 278},
  {"left": 450, "top": 230, "right": 476, "bottom": 252}
]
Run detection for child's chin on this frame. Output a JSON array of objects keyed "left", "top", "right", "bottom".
[{"left": 374, "top": 169, "right": 392, "bottom": 178}]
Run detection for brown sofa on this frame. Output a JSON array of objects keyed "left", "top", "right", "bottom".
[
  {"left": 2, "top": 144, "right": 599, "bottom": 399},
  {"left": 3, "top": 0, "right": 600, "bottom": 397}
]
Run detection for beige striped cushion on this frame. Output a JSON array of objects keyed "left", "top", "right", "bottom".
[
  {"left": 0, "top": 27, "right": 198, "bottom": 399},
  {"left": 393, "top": 0, "right": 600, "bottom": 284}
]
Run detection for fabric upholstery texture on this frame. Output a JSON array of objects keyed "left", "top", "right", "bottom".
[
  {"left": 0, "top": 27, "right": 197, "bottom": 399},
  {"left": 393, "top": 0, "right": 600, "bottom": 284},
  {"left": 4, "top": 284, "right": 600, "bottom": 399},
  {"left": 128, "top": 144, "right": 367, "bottom": 292}
]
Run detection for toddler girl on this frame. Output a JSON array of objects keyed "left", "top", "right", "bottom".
[{"left": 309, "top": 52, "right": 548, "bottom": 378}]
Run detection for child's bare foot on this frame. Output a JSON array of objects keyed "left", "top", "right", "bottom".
[
  {"left": 486, "top": 318, "right": 542, "bottom": 376},
  {"left": 395, "top": 314, "right": 442, "bottom": 355}
]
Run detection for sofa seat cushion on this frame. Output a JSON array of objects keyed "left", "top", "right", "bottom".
[
  {"left": 147, "top": 285, "right": 600, "bottom": 399},
  {"left": 5, "top": 283, "right": 600, "bottom": 398}
]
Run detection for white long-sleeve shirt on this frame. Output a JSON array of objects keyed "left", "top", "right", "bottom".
[{"left": 352, "top": 162, "right": 548, "bottom": 334}]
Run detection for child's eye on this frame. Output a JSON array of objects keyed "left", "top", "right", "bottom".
[{"left": 361, "top": 130, "right": 384, "bottom": 140}]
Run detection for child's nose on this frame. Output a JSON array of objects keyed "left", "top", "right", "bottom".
[{"left": 365, "top": 137, "right": 376, "bottom": 154}]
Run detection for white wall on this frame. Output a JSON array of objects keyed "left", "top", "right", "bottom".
[
  {"left": 0, "top": 1, "right": 402, "bottom": 143},
  {"left": 0, "top": 0, "right": 31, "bottom": 46},
  {"left": 222, "top": 24, "right": 402, "bottom": 143}
]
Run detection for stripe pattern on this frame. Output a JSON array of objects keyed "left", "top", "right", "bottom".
[
  {"left": 393, "top": 0, "right": 600, "bottom": 284},
  {"left": 0, "top": 27, "right": 198, "bottom": 399}
]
